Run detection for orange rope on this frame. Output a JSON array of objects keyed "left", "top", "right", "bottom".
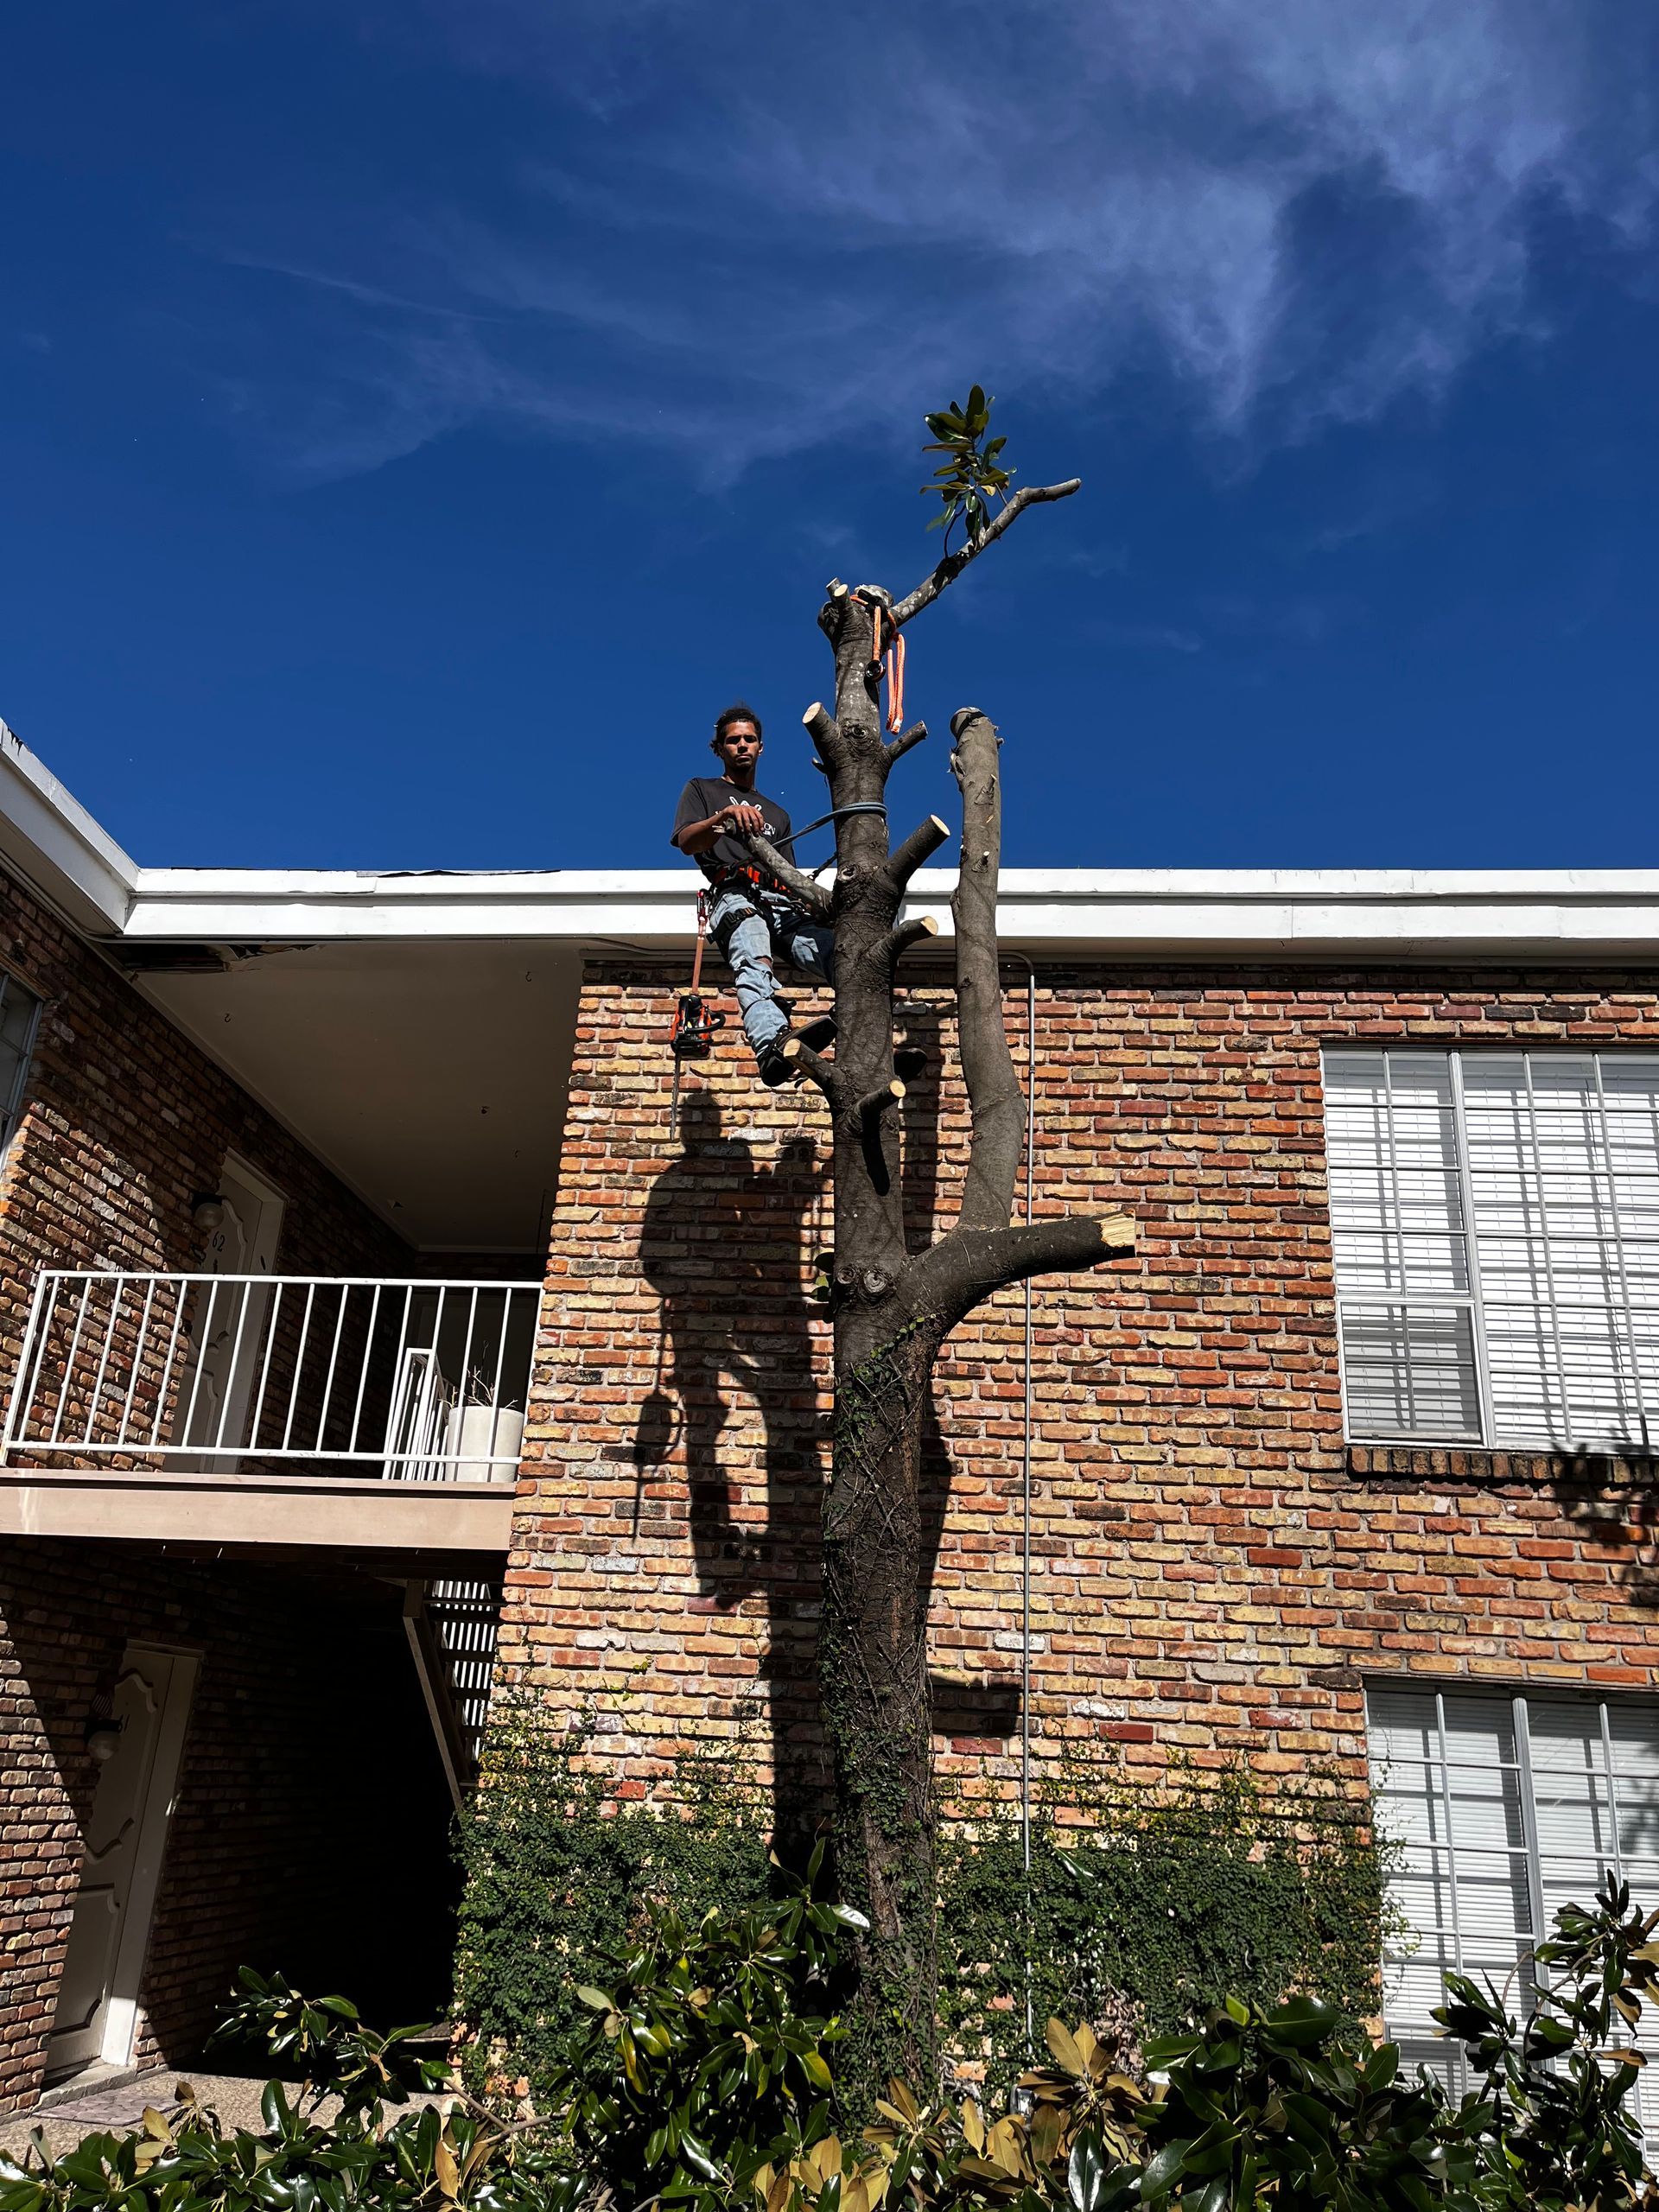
[
  {"left": 870, "top": 601, "right": 906, "bottom": 735},
  {"left": 690, "top": 889, "right": 708, "bottom": 993}
]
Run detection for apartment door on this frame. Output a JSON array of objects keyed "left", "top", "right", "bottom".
[
  {"left": 175, "top": 1157, "right": 285, "bottom": 1460},
  {"left": 47, "top": 1645, "right": 199, "bottom": 2078}
]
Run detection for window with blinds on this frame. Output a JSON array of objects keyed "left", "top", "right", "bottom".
[
  {"left": 1324, "top": 1049, "right": 1659, "bottom": 1450},
  {"left": 0, "top": 972, "right": 41, "bottom": 1150},
  {"left": 1368, "top": 1684, "right": 1659, "bottom": 2136}
]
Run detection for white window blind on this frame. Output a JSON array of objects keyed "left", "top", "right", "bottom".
[
  {"left": 1325, "top": 1050, "right": 1659, "bottom": 1450},
  {"left": 1369, "top": 1683, "right": 1659, "bottom": 2135}
]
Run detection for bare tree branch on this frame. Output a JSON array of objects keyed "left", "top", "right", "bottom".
[
  {"left": 885, "top": 721, "right": 928, "bottom": 764},
  {"left": 948, "top": 707, "right": 1022, "bottom": 1233},
  {"left": 905, "top": 1213, "right": 1136, "bottom": 1332},
  {"left": 861, "top": 913, "right": 940, "bottom": 980},
  {"left": 886, "top": 814, "right": 950, "bottom": 893},
  {"left": 739, "top": 834, "right": 834, "bottom": 920},
  {"left": 890, "top": 480, "right": 1082, "bottom": 628}
]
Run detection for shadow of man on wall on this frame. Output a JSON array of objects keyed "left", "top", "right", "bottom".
[
  {"left": 633, "top": 1089, "right": 830, "bottom": 1848},
  {"left": 1548, "top": 1452, "right": 1659, "bottom": 1611},
  {"left": 632, "top": 1009, "right": 1026, "bottom": 1850}
]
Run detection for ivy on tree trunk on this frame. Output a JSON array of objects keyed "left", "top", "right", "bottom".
[{"left": 740, "top": 479, "right": 1135, "bottom": 2094}]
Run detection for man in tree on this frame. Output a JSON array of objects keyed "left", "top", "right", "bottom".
[{"left": 671, "top": 702, "right": 835, "bottom": 1087}]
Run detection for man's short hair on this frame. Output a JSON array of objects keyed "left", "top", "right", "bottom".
[{"left": 712, "top": 701, "right": 763, "bottom": 747}]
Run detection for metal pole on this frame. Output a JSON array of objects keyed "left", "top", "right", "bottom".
[{"left": 1007, "top": 955, "right": 1038, "bottom": 2048}]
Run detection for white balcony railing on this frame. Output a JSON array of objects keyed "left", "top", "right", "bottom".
[{"left": 0, "top": 1272, "right": 540, "bottom": 1483}]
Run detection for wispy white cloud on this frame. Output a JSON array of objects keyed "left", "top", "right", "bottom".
[{"left": 207, "top": 0, "right": 1659, "bottom": 480}]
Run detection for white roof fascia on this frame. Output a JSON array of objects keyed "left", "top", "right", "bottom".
[
  {"left": 0, "top": 721, "right": 136, "bottom": 934},
  {"left": 120, "top": 865, "right": 1659, "bottom": 963}
]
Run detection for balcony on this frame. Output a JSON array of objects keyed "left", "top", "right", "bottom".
[{"left": 0, "top": 1272, "right": 539, "bottom": 1555}]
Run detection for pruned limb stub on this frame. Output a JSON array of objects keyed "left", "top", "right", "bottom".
[
  {"left": 861, "top": 913, "right": 940, "bottom": 981},
  {"left": 886, "top": 814, "right": 950, "bottom": 893},
  {"left": 779, "top": 1034, "right": 837, "bottom": 1099},
  {"left": 855, "top": 1080, "right": 906, "bottom": 1127},
  {"left": 803, "top": 701, "right": 842, "bottom": 756},
  {"left": 905, "top": 1212, "right": 1137, "bottom": 1332}
]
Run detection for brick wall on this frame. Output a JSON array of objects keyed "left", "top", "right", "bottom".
[
  {"left": 0, "top": 1539, "right": 453, "bottom": 2109},
  {"left": 0, "top": 867, "right": 412, "bottom": 1313},
  {"left": 0, "top": 861, "right": 435, "bottom": 2111},
  {"left": 498, "top": 961, "right": 1659, "bottom": 1830}
]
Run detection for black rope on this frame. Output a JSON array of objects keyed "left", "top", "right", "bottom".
[{"left": 790, "top": 800, "right": 887, "bottom": 842}]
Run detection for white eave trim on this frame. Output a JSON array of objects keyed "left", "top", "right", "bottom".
[
  {"left": 0, "top": 721, "right": 137, "bottom": 934},
  {"left": 118, "top": 865, "right": 1659, "bottom": 963},
  {"left": 5, "top": 720, "right": 1659, "bottom": 963}
]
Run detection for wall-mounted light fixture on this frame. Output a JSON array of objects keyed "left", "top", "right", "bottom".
[
  {"left": 191, "top": 1192, "right": 226, "bottom": 1235},
  {"left": 84, "top": 1694, "right": 124, "bottom": 1764}
]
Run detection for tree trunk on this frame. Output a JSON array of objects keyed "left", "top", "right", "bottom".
[{"left": 739, "top": 501, "right": 1134, "bottom": 2099}]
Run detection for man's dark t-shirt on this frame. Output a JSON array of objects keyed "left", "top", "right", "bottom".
[{"left": 672, "top": 777, "right": 797, "bottom": 883}]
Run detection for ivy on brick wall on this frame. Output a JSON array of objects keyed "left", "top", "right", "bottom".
[
  {"left": 937, "top": 1760, "right": 1390, "bottom": 2101},
  {"left": 452, "top": 1706, "right": 1389, "bottom": 2106},
  {"left": 452, "top": 1705, "right": 774, "bottom": 2095}
]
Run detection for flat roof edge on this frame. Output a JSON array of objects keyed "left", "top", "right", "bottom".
[
  {"left": 4, "top": 723, "right": 1658, "bottom": 962},
  {"left": 111, "top": 895, "right": 1659, "bottom": 966},
  {"left": 128, "top": 864, "right": 1659, "bottom": 899},
  {"left": 0, "top": 722, "right": 136, "bottom": 933}
]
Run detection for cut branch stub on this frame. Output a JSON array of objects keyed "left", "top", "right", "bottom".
[
  {"left": 855, "top": 1080, "right": 906, "bottom": 1128},
  {"left": 886, "top": 721, "right": 928, "bottom": 764},
  {"left": 862, "top": 912, "right": 939, "bottom": 980},
  {"left": 779, "top": 1034, "right": 837, "bottom": 1100},
  {"left": 803, "top": 701, "right": 842, "bottom": 761},
  {"left": 887, "top": 815, "right": 950, "bottom": 893},
  {"left": 906, "top": 1212, "right": 1137, "bottom": 1332}
]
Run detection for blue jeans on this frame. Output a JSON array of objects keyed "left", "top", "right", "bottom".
[{"left": 707, "top": 885, "right": 835, "bottom": 1056}]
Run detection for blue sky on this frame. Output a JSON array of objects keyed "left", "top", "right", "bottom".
[{"left": 3, "top": 1, "right": 1659, "bottom": 872}]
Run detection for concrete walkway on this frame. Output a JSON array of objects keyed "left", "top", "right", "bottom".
[{"left": 0, "top": 2074, "right": 296, "bottom": 2163}]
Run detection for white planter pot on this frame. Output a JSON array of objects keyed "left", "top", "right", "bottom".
[{"left": 447, "top": 1402, "right": 524, "bottom": 1483}]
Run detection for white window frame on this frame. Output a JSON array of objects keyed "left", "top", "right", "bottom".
[
  {"left": 1325, "top": 1046, "right": 1659, "bottom": 1452},
  {"left": 1369, "top": 1680, "right": 1659, "bottom": 2121}
]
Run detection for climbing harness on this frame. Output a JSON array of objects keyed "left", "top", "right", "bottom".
[
  {"left": 868, "top": 600, "right": 906, "bottom": 734},
  {"left": 664, "top": 799, "right": 887, "bottom": 1121},
  {"left": 706, "top": 804, "right": 889, "bottom": 902}
]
